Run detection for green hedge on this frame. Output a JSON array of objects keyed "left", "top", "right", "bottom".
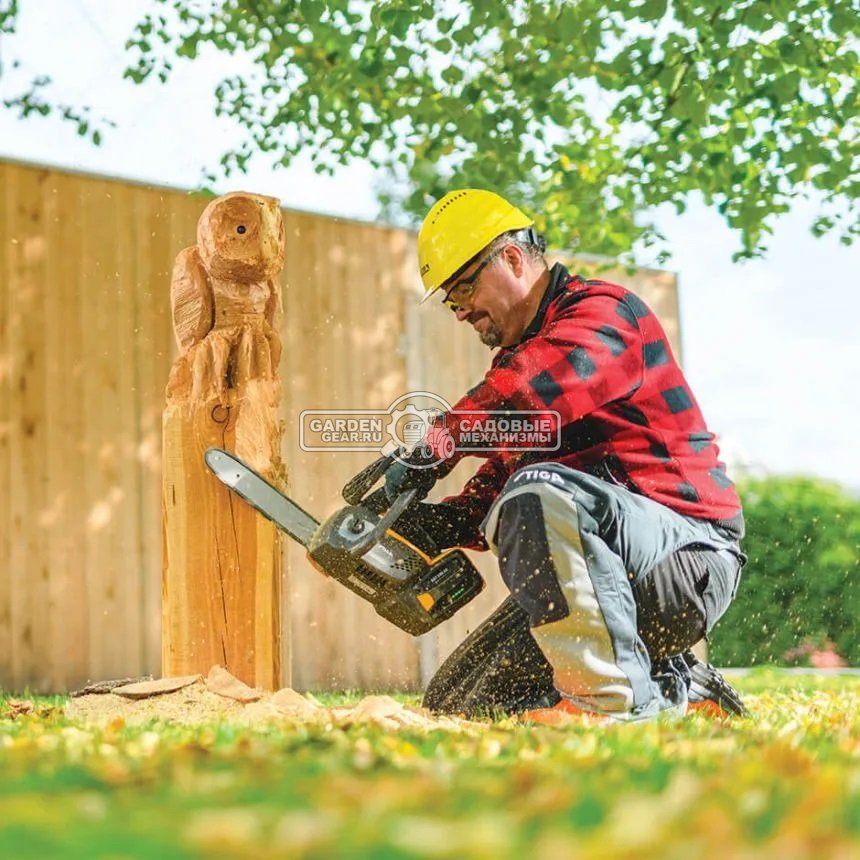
[{"left": 709, "top": 475, "right": 859, "bottom": 667}]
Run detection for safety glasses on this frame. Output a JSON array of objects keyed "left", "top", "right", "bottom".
[{"left": 440, "top": 248, "right": 502, "bottom": 311}]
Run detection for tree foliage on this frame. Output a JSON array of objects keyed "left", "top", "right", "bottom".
[
  {"left": 711, "top": 476, "right": 859, "bottom": 667},
  {"left": 0, "top": 0, "right": 111, "bottom": 145},
  {"left": 125, "top": 0, "right": 858, "bottom": 261}
]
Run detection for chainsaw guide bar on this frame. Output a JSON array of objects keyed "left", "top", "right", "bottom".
[{"left": 204, "top": 448, "right": 319, "bottom": 547}]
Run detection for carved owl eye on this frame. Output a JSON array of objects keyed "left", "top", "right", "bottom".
[{"left": 237, "top": 225, "right": 247, "bottom": 234}]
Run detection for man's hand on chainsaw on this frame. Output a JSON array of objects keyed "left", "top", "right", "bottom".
[
  {"left": 415, "top": 502, "right": 484, "bottom": 550},
  {"left": 386, "top": 500, "right": 482, "bottom": 554},
  {"left": 384, "top": 447, "right": 448, "bottom": 503}
]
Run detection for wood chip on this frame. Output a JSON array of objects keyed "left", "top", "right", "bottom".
[
  {"left": 270, "top": 687, "right": 320, "bottom": 717},
  {"left": 113, "top": 675, "right": 201, "bottom": 700},
  {"left": 343, "top": 695, "right": 430, "bottom": 729},
  {"left": 70, "top": 676, "right": 154, "bottom": 698},
  {"left": 351, "top": 695, "right": 403, "bottom": 720},
  {"left": 205, "top": 665, "right": 262, "bottom": 703}
]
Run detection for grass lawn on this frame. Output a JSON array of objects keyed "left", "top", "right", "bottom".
[{"left": 1, "top": 671, "right": 857, "bottom": 859}]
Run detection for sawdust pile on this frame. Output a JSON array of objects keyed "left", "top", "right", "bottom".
[{"left": 63, "top": 666, "right": 485, "bottom": 732}]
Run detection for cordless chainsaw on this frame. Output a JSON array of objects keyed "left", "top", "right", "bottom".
[{"left": 205, "top": 449, "right": 484, "bottom": 635}]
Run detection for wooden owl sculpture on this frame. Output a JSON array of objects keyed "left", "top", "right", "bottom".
[
  {"left": 167, "top": 191, "right": 285, "bottom": 408},
  {"left": 162, "top": 191, "right": 286, "bottom": 690}
]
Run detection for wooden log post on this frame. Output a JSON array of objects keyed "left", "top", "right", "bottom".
[{"left": 162, "top": 192, "right": 287, "bottom": 690}]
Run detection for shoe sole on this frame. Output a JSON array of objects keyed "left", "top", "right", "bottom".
[{"left": 686, "top": 661, "right": 748, "bottom": 717}]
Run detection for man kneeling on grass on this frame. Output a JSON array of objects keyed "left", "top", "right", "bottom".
[{"left": 383, "top": 189, "right": 748, "bottom": 723}]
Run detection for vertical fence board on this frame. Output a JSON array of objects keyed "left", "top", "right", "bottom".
[
  {"left": 341, "top": 221, "right": 418, "bottom": 690},
  {"left": 276, "top": 211, "right": 301, "bottom": 690},
  {"left": 41, "top": 173, "right": 88, "bottom": 688},
  {"left": 281, "top": 211, "right": 332, "bottom": 689},
  {"left": 79, "top": 180, "right": 119, "bottom": 680},
  {"left": 132, "top": 187, "right": 181, "bottom": 676},
  {"left": 0, "top": 166, "right": 12, "bottom": 685},
  {"left": 278, "top": 213, "right": 421, "bottom": 690},
  {"left": 335, "top": 219, "right": 363, "bottom": 686},
  {"left": 7, "top": 167, "right": 51, "bottom": 690},
  {"left": 114, "top": 181, "right": 147, "bottom": 678},
  {"left": 130, "top": 188, "right": 161, "bottom": 677}
]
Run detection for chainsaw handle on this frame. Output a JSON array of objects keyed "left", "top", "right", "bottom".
[
  {"left": 347, "top": 488, "right": 418, "bottom": 556},
  {"left": 362, "top": 488, "right": 390, "bottom": 516},
  {"left": 342, "top": 454, "right": 394, "bottom": 506}
]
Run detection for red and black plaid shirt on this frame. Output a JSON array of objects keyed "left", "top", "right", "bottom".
[{"left": 432, "top": 264, "right": 742, "bottom": 548}]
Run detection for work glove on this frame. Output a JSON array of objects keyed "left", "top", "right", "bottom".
[
  {"left": 390, "top": 501, "right": 482, "bottom": 554},
  {"left": 414, "top": 501, "right": 484, "bottom": 550},
  {"left": 383, "top": 446, "right": 446, "bottom": 504}
]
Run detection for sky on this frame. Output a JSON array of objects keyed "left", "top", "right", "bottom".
[{"left": 2, "top": 0, "right": 858, "bottom": 490}]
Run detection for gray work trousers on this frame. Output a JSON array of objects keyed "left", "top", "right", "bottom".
[{"left": 424, "top": 462, "right": 744, "bottom": 720}]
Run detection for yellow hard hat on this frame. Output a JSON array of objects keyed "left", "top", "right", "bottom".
[{"left": 417, "top": 189, "right": 534, "bottom": 298}]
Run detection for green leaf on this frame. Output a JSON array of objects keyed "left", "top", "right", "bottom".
[
  {"left": 390, "top": 11, "right": 412, "bottom": 41},
  {"left": 441, "top": 66, "right": 463, "bottom": 87}
]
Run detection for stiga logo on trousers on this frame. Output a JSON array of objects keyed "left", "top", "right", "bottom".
[{"left": 514, "top": 469, "right": 565, "bottom": 485}]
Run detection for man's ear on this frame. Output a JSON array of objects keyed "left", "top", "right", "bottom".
[{"left": 502, "top": 243, "right": 526, "bottom": 277}]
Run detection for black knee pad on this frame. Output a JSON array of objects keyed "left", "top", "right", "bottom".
[{"left": 495, "top": 492, "right": 569, "bottom": 628}]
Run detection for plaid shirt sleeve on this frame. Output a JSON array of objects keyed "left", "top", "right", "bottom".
[{"left": 431, "top": 292, "right": 644, "bottom": 466}]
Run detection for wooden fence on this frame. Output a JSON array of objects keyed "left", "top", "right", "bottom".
[{"left": 0, "top": 159, "right": 679, "bottom": 693}]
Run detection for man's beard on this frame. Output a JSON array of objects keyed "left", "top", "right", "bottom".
[{"left": 478, "top": 322, "right": 503, "bottom": 349}]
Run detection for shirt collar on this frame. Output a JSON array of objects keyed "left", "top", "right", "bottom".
[{"left": 517, "top": 262, "right": 573, "bottom": 344}]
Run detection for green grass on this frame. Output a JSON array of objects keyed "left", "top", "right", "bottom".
[{"left": 1, "top": 671, "right": 858, "bottom": 859}]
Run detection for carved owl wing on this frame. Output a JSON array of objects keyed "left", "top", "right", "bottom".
[
  {"left": 170, "top": 246, "right": 214, "bottom": 352},
  {"left": 263, "top": 278, "right": 283, "bottom": 367}
]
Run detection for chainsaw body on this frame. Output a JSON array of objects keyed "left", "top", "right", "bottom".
[{"left": 307, "top": 498, "right": 484, "bottom": 635}]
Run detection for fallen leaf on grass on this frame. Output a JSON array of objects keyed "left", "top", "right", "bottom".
[{"left": 3, "top": 699, "right": 35, "bottom": 719}]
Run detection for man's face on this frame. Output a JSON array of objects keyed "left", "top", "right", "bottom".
[{"left": 441, "top": 245, "right": 530, "bottom": 348}]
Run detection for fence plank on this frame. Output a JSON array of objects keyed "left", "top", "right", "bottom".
[
  {"left": 113, "top": 180, "right": 146, "bottom": 679},
  {"left": 281, "top": 211, "right": 332, "bottom": 690},
  {"left": 131, "top": 187, "right": 167, "bottom": 676},
  {"left": 0, "top": 166, "right": 12, "bottom": 686},
  {"left": 7, "top": 166, "right": 51, "bottom": 690},
  {"left": 41, "top": 173, "right": 89, "bottom": 689}
]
